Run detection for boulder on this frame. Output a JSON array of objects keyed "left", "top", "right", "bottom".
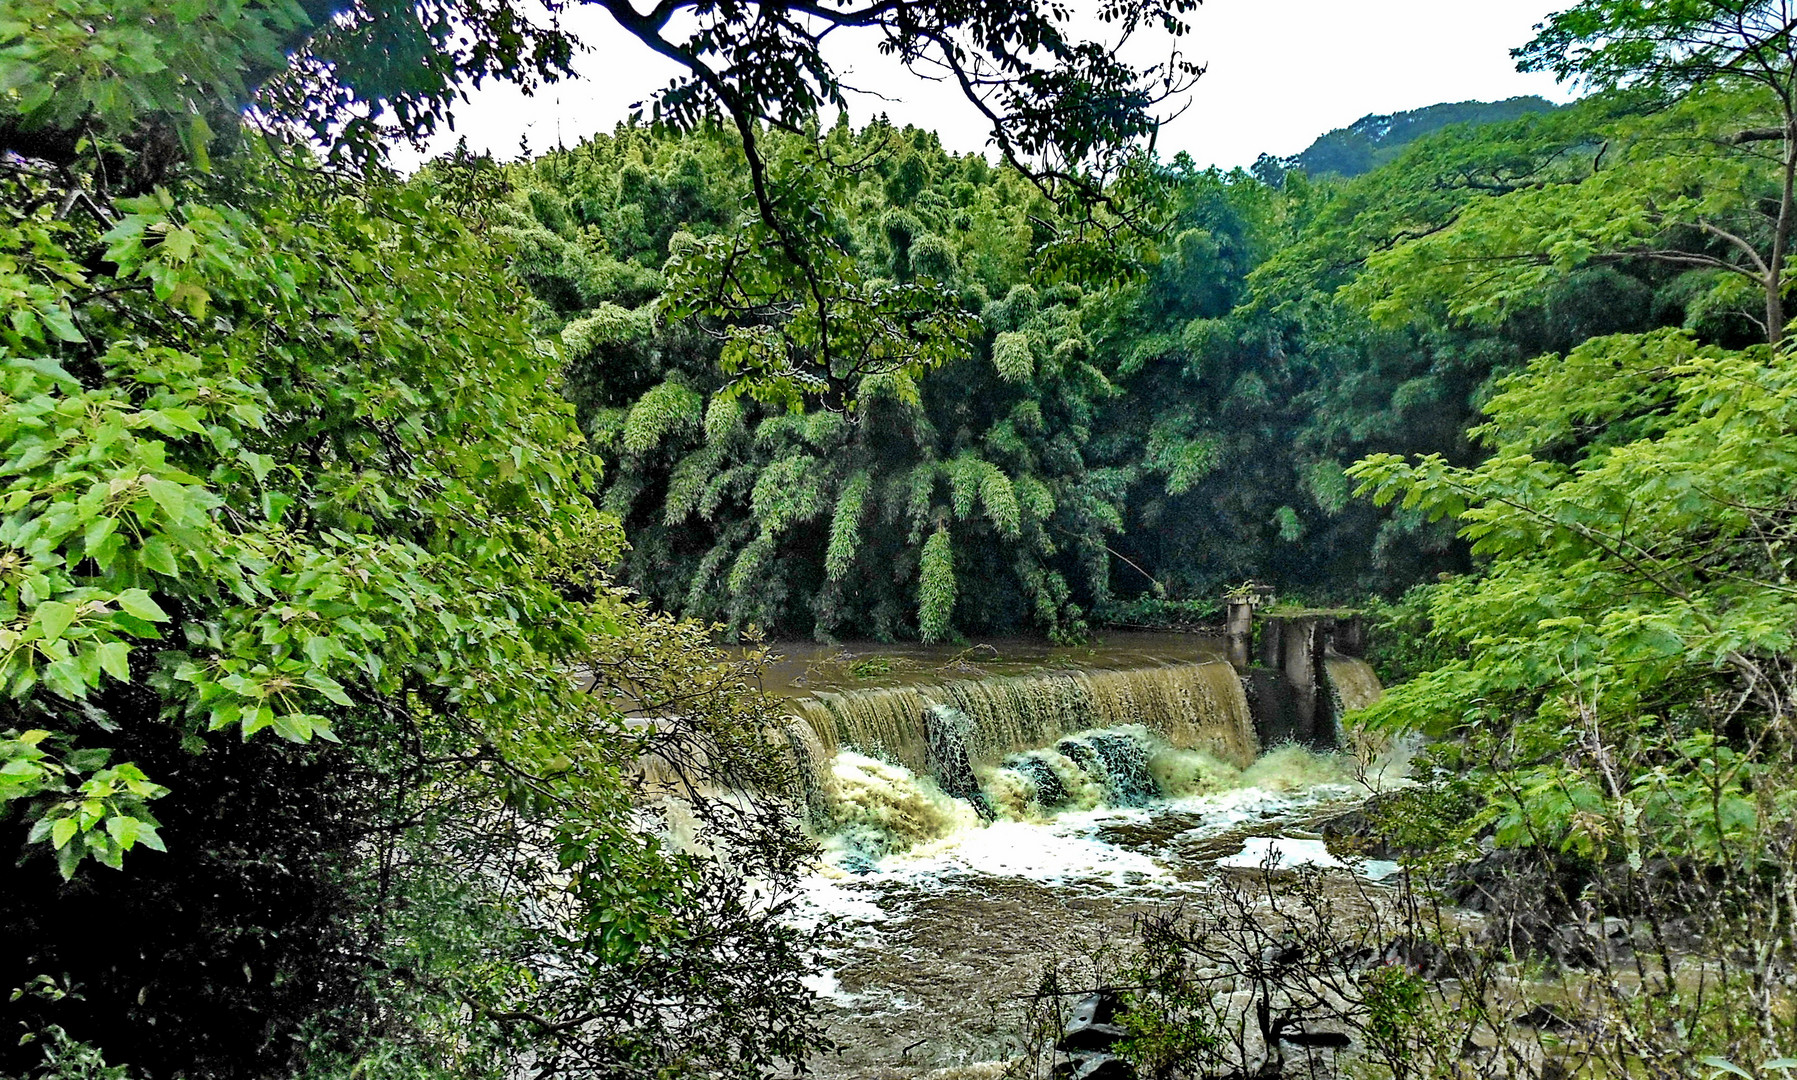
[
  {"left": 1052, "top": 1052, "right": 1137, "bottom": 1080},
  {"left": 1058, "top": 991, "right": 1129, "bottom": 1052},
  {"left": 1510, "top": 1003, "right": 1576, "bottom": 1033}
]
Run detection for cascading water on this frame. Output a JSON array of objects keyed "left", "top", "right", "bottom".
[
  {"left": 1324, "top": 654, "right": 1383, "bottom": 713},
  {"left": 795, "top": 658, "right": 1258, "bottom": 778},
  {"left": 781, "top": 638, "right": 1396, "bottom": 1078},
  {"left": 783, "top": 649, "right": 1354, "bottom": 861}
]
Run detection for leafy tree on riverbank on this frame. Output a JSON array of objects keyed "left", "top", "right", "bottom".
[
  {"left": 1345, "top": 2, "right": 1797, "bottom": 1067},
  {"left": 0, "top": 0, "right": 1195, "bottom": 1076}
]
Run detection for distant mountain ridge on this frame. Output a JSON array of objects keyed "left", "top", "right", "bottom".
[{"left": 1282, "top": 96, "right": 1560, "bottom": 178}]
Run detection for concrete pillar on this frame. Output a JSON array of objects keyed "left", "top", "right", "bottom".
[
  {"left": 1226, "top": 599, "right": 1255, "bottom": 670},
  {"left": 1332, "top": 616, "right": 1368, "bottom": 657},
  {"left": 1283, "top": 618, "right": 1319, "bottom": 739}
]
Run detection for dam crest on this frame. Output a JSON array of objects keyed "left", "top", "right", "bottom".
[{"left": 775, "top": 617, "right": 1381, "bottom": 841}]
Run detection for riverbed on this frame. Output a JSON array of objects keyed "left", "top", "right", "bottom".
[{"left": 789, "top": 769, "right": 1396, "bottom": 1079}]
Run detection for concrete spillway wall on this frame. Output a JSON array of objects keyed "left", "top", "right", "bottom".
[{"left": 1238, "top": 611, "right": 1376, "bottom": 748}]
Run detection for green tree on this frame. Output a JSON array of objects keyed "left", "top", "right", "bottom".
[
  {"left": 1, "top": 0, "right": 1216, "bottom": 1072},
  {"left": 508, "top": 123, "right": 1134, "bottom": 642},
  {"left": 1355, "top": 2, "right": 1797, "bottom": 342},
  {"left": 1349, "top": 327, "right": 1797, "bottom": 1068}
]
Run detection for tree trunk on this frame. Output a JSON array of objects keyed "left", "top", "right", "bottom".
[{"left": 1769, "top": 119, "right": 1797, "bottom": 345}]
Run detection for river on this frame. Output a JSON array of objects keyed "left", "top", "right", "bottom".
[{"left": 757, "top": 633, "right": 1398, "bottom": 1078}]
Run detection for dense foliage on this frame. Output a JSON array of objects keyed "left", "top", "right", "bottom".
[
  {"left": 513, "top": 90, "right": 1738, "bottom": 641},
  {"left": 0, "top": 0, "right": 1196, "bottom": 1076},
  {"left": 0, "top": 119, "right": 825, "bottom": 1080},
  {"left": 1337, "top": 1, "right": 1797, "bottom": 1070},
  {"left": 12, "top": 0, "right": 1797, "bottom": 1073}
]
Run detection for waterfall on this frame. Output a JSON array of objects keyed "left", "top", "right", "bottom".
[
  {"left": 1323, "top": 655, "right": 1383, "bottom": 714},
  {"left": 794, "top": 659, "right": 1258, "bottom": 779},
  {"left": 785, "top": 648, "right": 1385, "bottom": 856}
]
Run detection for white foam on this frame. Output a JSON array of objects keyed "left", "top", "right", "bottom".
[
  {"left": 1219, "top": 835, "right": 1348, "bottom": 871},
  {"left": 1217, "top": 835, "right": 1404, "bottom": 882},
  {"left": 790, "top": 869, "right": 896, "bottom": 931},
  {"left": 888, "top": 817, "right": 1171, "bottom": 886},
  {"left": 801, "top": 968, "right": 844, "bottom": 998},
  {"left": 1361, "top": 859, "right": 1403, "bottom": 882}
]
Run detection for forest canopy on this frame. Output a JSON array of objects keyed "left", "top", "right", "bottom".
[
  {"left": 8, "top": 0, "right": 1797, "bottom": 1077},
  {"left": 517, "top": 80, "right": 1759, "bottom": 643}
]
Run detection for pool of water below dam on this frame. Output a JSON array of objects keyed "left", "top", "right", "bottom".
[{"left": 753, "top": 634, "right": 1401, "bottom": 1079}]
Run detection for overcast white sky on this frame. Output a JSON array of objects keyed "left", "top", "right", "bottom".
[{"left": 408, "top": 0, "right": 1579, "bottom": 172}]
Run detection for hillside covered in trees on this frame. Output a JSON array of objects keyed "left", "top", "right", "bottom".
[
  {"left": 1278, "top": 96, "right": 1560, "bottom": 179},
  {"left": 500, "top": 87, "right": 1737, "bottom": 643}
]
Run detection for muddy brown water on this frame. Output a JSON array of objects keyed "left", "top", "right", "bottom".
[
  {"left": 751, "top": 633, "right": 1391, "bottom": 1078},
  {"left": 788, "top": 787, "right": 1380, "bottom": 1079},
  {"left": 759, "top": 633, "right": 1231, "bottom": 698}
]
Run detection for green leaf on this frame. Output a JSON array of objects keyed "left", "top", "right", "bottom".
[
  {"left": 36, "top": 601, "right": 77, "bottom": 641},
  {"left": 67, "top": 748, "right": 110, "bottom": 771},
  {"left": 144, "top": 477, "right": 189, "bottom": 521},
  {"left": 49, "top": 816, "right": 77, "bottom": 850},
  {"left": 106, "top": 814, "right": 141, "bottom": 847},
  {"left": 115, "top": 589, "right": 169, "bottom": 623},
  {"left": 262, "top": 490, "right": 293, "bottom": 524},
  {"left": 271, "top": 713, "right": 314, "bottom": 742},
  {"left": 96, "top": 641, "right": 131, "bottom": 682},
  {"left": 140, "top": 536, "right": 180, "bottom": 576},
  {"left": 83, "top": 515, "right": 117, "bottom": 554}
]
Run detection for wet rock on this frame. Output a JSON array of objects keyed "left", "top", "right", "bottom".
[
  {"left": 1007, "top": 754, "right": 1071, "bottom": 809},
  {"left": 1052, "top": 1052, "right": 1136, "bottom": 1080},
  {"left": 924, "top": 704, "right": 995, "bottom": 820},
  {"left": 1511, "top": 1003, "right": 1575, "bottom": 1032},
  {"left": 1375, "top": 934, "right": 1478, "bottom": 979},
  {"left": 1547, "top": 919, "right": 1636, "bottom": 968},
  {"left": 1085, "top": 732, "right": 1158, "bottom": 805},
  {"left": 1276, "top": 1028, "right": 1352, "bottom": 1049},
  {"left": 1315, "top": 791, "right": 1405, "bottom": 860},
  {"left": 1259, "top": 941, "right": 1305, "bottom": 969},
  {"left": 1058, "top": 991, "right": 1129, "bottom": 1052}
]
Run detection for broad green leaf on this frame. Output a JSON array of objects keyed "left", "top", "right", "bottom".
[
  {"left": 143, "top": 477, "right": 190, "bottom": 521},
  {"left": 49, "top": 816, "right": 77, "bottom": 850},
  {"left": 115, "top": 589, "right": 169, "bottom": 623},
  {"left": 35, "top": 600, "right": 76, "bottom": 641},
  {"left": 96, "top": 641, "right": 131, "bottom": 682}
]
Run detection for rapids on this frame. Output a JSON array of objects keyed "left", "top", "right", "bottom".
[{"left": 768, "top": 635, "right": 1393, "bottom": 1078}]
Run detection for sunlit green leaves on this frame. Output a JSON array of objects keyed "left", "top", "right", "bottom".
[
  {"left": 0, "top": 163, "right": 636, "bottom": 875},
  {"left": 1348, "top": 84, "right": 1786, "bottom": 339},
  {"left": 918, "top": 526, "right": 957, "bottom": 643},
  {"left": 533, "top": 124, "right": 1126, "bottom": 642},
  {"left": 1349, "top": 326, "right": 1797, "bottom": 863}
]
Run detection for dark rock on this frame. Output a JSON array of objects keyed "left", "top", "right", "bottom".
[
  {"left": 1277, "top": 1028, "right": 1353, "bottom": 1049},
  {"left": 923, "top": 704, "right": 994, "bottom": 820},
  {"left": 1052, "top": 1052, "right": 1137, "bottom": 1080},
  {"left": 1546, "top": 920, "right": 1639, "bottom": 968},
  {"left": 1511, "top": 1003, "right": 1575, "bottom": 1032},
  {"left": 1059, "top": 991, "right": 1129, "bottom": 1052},
  {"left": 1006, "top": 754, "right": 1070, "bottom": 809},
  {"left": 1376, "top": 934, "right": 1478, "bottom": 979},
  {"left": 1315, "top": 790, "right": 1407, "bottom": 860}
]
